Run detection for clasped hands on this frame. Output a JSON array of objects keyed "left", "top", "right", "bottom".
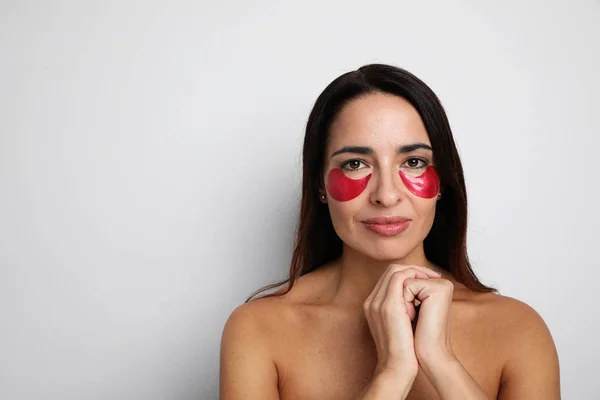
[{"left": 363, "top": 264, "right": 456, "bottom": 377}]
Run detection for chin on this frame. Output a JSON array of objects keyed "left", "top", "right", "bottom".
[
  {"left": 367, "top": 249, "right": 412, "bottom": 262},
  {"left": 350, "top": 240, "right": 416, "bottom": 262}
]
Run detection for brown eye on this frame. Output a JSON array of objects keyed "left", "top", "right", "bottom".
[
  {"left": 404, "top": 158, "right": 428, "bottom": 169},
  {"left": 348, "top": 160, "right": 361, "bottom": 169},
  {"left": 341, "top": 159, "right": 367, "bottom": 171}
]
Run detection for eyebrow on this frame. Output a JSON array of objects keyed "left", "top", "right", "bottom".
[
  {"left": 398, "top": 143, "right": 433, "bottom": 153},
  {"left": 331, "top": 143, "right": 433, "bottom": 157}
]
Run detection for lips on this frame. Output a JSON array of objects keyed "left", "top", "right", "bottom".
[
  {"left": 362, "top": 216, "right": 411, "bottom": 237},
  {"left": 362, "top": 216, "right": 410, "bottom": 224}
]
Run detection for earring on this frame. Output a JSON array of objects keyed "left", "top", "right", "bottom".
[
  {"left": 320, "top": 194, "right": 326, "bottom": 201},
  {"left": 437, "top": 192, "right": 442, "bottom": 198}
]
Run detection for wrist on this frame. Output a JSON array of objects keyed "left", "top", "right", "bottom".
[
  {"left": 417, "top": 350, "right": 457, "bottom": 379},
  {"left": 374, "top": 365, "right": 417, "bottom": 382},
  {"left": 416, "top": 356, "right": 489, "bottom": 399},
  {"left": 418, "top": 353, "right": 463, "bottom": 392},
  {"left": 369, "top": 369, "right": 416, "bottom": 400},
  {"left": 374, "top": 358, "right": 418, "bottom": 379}
]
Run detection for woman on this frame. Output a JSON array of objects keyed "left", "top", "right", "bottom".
[{"left": 220, "top": 64, "right": 560, "bottom": 399}]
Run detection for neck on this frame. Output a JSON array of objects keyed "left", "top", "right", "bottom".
[{"left": 331, "top": 244, "right": 442, "bottom": 307}]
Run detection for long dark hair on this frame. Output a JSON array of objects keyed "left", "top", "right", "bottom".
[{"left": 247, "top": 64, "right": 496, "bottom": 302}]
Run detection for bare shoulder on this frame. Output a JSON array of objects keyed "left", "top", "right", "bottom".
[
  {"left": 475, "top": 293, "right": 555, "bottom": 343},
  {"left": 223, "top": 297, "right": 280, "bottom": 336},
  {"left": 461, "top": 291, "right": 556, "bottom": 349},
  {"left": 465, "top": 292, "right": 561, "bottom": 398},
  {"left": 220, "top": 294, "right": 297, "bottom": 399},
  {"left": 221, "top": 267, "right": 334, "bottom": 358},
  {"left": 221, "top": 294, "right": 295, "bottom": 353}
]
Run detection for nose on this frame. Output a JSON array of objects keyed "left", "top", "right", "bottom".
[{"left": 369, "top": 167, "right": 405, "bottom": 207}]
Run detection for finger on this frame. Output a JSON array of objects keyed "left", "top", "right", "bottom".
[
  {"left": 403, "top": 279, "right": 454, "bottom": 344},
  {"left": 365, "top": 268, "right": 425, "bottom": 344},
  {"left": 403, "top": 278, "right": 454, "bottom": 304},
  {"left": 372, "top": 268, "right": 429, "bottom": 308},
  {"left": 393, "top": 264, "right": 443, "bottom": 279},
  {"left": 370, "top": 264, "right": 439, "bottom": 304},
  {"left": 365, "top": 264, "right": 398, "bottom": 304},
  {"left": 381, "top": 270, "right": 430, "bottom": 318},
  {"left": 405, "top": 265, "right": 444, "bottom": 278},
  {"left": 381, "top": 271, "right": 423, "bottom": 350}
]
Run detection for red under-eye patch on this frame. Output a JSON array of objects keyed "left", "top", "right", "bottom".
[
  {"left": 399, "top": 166, "right": 440, "bottom": 199},
  {"left": 326, "top": 168, "right": 372, "bottom": 202}
]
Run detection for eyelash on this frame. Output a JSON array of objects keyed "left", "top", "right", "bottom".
[
  {"left": 340, "top": 158, "right": 430, "bottom": 171},
  {"left": 404, "top": 158, "right": 429, "bottom": 170}
]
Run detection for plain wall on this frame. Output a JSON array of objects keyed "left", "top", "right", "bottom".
[{"left": 1, "top": 1, "right": 599, "bottom": 399}]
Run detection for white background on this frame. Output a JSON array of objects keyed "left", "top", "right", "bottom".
[{"left": 1, "top": 1, "right": 599, "bottom": 399}]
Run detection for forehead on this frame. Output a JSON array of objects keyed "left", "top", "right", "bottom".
[{"left": 327, "top": 92, "right": 430, "bottom": 152}]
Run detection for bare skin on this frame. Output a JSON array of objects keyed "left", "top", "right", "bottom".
[
  {"left": 220, "top": 92, "right": 560, "bottom": 399},
  {"left": 221, "top": 262, "right": 559, "bottom": 399},
  {"left": 276, "top": 265, "right": 507, "bottom": 399}
]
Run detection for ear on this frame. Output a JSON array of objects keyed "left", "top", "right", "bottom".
[{"left": 319, "top": 188, "right": 327, "bottom": 203}]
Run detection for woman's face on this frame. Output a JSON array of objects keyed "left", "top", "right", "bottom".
[{"left": 322, "top": 92, "right": 440, "bottom": 261}]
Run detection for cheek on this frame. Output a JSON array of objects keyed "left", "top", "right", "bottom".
[
  {"left": 399, "top": 166, "right": 440, "bottom": 199},
  {"left": 326, "top": 168, "right": 372, "bottom": 202}
]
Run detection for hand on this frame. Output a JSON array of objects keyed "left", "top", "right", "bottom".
[
  {"left": 363, "top": 264, "right": 442, "bottom": 379},
  {"left": 403, "top": 274, "right": 456, "bottom": 364}
]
